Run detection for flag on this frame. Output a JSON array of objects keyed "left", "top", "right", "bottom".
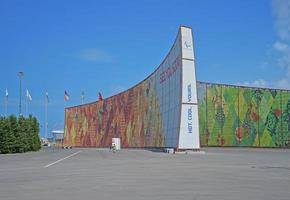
[
  {"left": 5, "top": 88, "right": 8, "bottom": 99},
  {"left": 26, "top": 89, "right": 32, "bottom": 101},
  {"left": 98, "top": 92, "right": 103, "bottom": 101},
  {"left": 45, "top": 91, "right": 49, "bottom": 103},
  {"left": 64, "top": 91, "right": 70, "bottom": 101}
]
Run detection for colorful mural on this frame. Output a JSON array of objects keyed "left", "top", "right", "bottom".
[
  {"left": 64, "top": 80, "right": 166, "bottom": 148},
  {"left": 198, "top": 82, "right": 290, "bottom": 147}
]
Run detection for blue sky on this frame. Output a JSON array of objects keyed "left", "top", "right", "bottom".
[{"left": 0, "top": 0, "right": 290, "bottom": 137}]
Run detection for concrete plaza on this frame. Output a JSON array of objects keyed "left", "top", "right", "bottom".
[{"left": 0, "top": 147, "right": 289, "bottom": 200}]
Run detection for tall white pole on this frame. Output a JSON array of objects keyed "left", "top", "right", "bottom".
[
  {"left": 81, "top": 91, "right": 84, "bottom": 104},
  {"left": 25, "top": 91, "right": 28, "bottom": 117},
  {"left": 62, "top": 96, "right": 66, "bottom": 147},
  {"left": 4, "top": 96, "right": 8, "bottom": 117},
  {"left": 45, "top": 93, "right": 48, "bottom": 139},
  {"left": 18, "top": 72, "right": 24, "bottom": 116}
]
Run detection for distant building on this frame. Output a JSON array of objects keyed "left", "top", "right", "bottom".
[{"left": 52, "top": 130, "right": 64, "bottom": 147}]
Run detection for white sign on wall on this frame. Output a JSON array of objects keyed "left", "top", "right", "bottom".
[
  {"left": 182, "top": 59, "right": 198, "bottom": 104},
  {"left": 178, "top": 105, "right": 200, "bottom": 149},
  {"left": 178, "top": 26, "right": 200, "bottom": 150}
]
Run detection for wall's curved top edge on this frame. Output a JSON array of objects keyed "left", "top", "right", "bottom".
[
  {"left": 66, "top": 26, "right": 187, "bottom": 110},
  {"left": 198, "top": 81, "right": 290, "bottom": 92}
]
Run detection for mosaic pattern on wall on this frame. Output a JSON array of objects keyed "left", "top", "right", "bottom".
[
  {"left": 64, "top": 80, "right": 165, "bottom": 148},
  {"left": 198, "top": 82, "right": 290, "bottom": 147}
]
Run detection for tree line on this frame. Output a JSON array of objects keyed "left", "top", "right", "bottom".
[{"left": 0, "top": 115, "right": 41, "bottom": 154}]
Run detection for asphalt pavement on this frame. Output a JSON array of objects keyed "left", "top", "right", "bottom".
[{"left": 0, "top": 147, "right": 290, "bottom": 200}]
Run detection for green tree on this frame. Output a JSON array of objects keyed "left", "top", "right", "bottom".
[
  {"left": 9, "top": 115, "right": 22, "bottom": 153},
  {"left": 30, "top": 115, "right": 41, "bottom": 151},
  {"left": 0, "top": 115, "right": 41, "bottom": 154},
  {"left": 0, "top": 117, "right": 5, "bottom": 153},
  {"left": 0, "top": 116, "right": 16, "bottom": 153},
  {"left": 17, "top": 116, "right": 29, "bottom": 152}
]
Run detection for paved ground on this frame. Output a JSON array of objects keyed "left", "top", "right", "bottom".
[{"left": 0, "top": 147, "right": 290, "bottom": 200}]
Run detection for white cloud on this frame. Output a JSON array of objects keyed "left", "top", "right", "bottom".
[
  {"left": 272, "top": 0, "right": 290, "bottom": 40},
  {"left": 234, "top": 1, "right": 290, "bottom": 90},
  {"left": 76, "top": 48, "right": 113, "bottom": 62},
  {"left": 270, "top": 0, "right": 290, "bottom": 89},
  {"left": 273, "top": 41, "right": 290, "bottom": 69},
  {"left": 239, "top": 79, "right": 269, "bottom": 88},
  {"left": 277, "top": 78, "right": 290, "bottom": 89},
  {"left": 252, "top": 79, "right": 268, "bottom": 88},
  {"left": 273, "top": 41, "right": 289, "bottom": 52}
]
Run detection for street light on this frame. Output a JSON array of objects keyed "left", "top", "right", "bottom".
[{"left": 18, "top": 71, "right": 24, "bottom": 116}]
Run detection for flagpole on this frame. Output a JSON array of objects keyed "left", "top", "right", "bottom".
[
  {"left": 18, "top": 72, "right": 24, "bottom": 116},
  {"left": 63, "top": 93, "right": 66, "bottom": 147},
  {"left": 25, "top": 90, "right": 28, "bottom": 117},
  {"left": 5, "top": 96, "right": 8, "bottom": 117},
  {"left": 45, "top": 92, "right": 48, "bottom": 139},
  {"left": 4, "top": 97, "right": 6, "bottom": 117},
  {"left": 81, "top": 91, "right": 84, "bottom": 104}
]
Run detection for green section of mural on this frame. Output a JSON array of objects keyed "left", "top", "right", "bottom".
[{"left": 198, "top": 82, "right": 290, "bottom": 147}]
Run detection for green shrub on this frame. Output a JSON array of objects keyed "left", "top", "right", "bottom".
[{"left": 0, "top": 115, "right": 41, "bottom": 154}]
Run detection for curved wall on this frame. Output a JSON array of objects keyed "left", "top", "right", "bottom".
[
  {"left": 64, "top": 26, "right": 290, "bottom": 148},
  {"left": 64, "top": 26, "right": 200, "bottom": 149}
]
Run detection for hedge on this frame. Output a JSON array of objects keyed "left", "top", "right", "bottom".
[{"left": 0, "top": 115, "right": 41, "bottom": 154}]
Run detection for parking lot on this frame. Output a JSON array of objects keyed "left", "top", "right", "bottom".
[{"left": 0, "top": 147, "right": 290, "bottom": 200}]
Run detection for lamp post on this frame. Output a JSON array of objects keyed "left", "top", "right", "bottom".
[
  {"left": 18, "top": 72, "right": 24, "bottom": 116},
  {"left": 45, "top": 91, "right": 49, "bottom": 139}
]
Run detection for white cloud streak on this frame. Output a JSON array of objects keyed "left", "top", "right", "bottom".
[
  {"left": 273, "top": 41, "right": 289, "bottom": 52},
  {"left": 243, "top": 1, "right": 290, "bottom": 89},
  {"left": 271, "top": 0, "right": 290, "bottom": 89},
  {"left": 233, "top": 1, "right": 290, "bottom": 90},
  {"left": 76, "top": 48, "right": 113, "bottom": 63},
  {"left": 272, "top": 0, "right": 290, "bottom": 40},
  {"left": 239, "top": 79, "right": 269, "bottom": 88}
]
